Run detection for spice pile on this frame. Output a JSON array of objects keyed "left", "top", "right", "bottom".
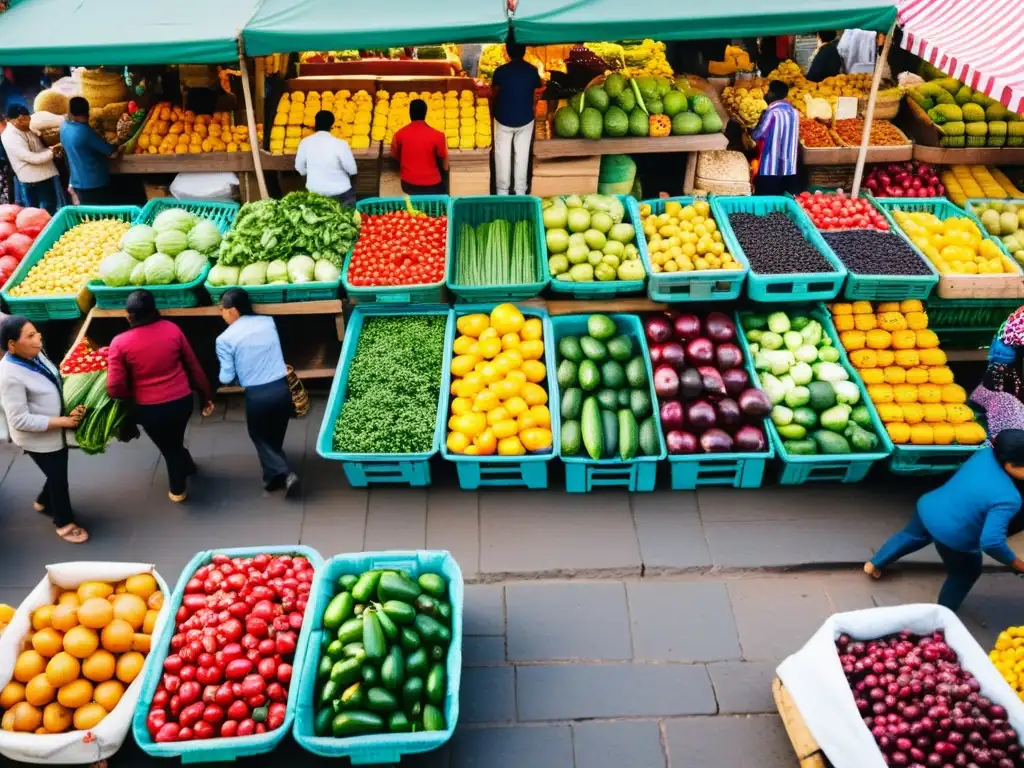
[
  {"left": 799, "top": 119, "right": 836, "bottom": 148},
  {"left": 834, "top": 118, "right": 908, "bottom": 147}
]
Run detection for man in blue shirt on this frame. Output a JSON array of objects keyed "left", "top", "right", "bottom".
[
  {"left": 59, "top": 97, "right": 117, "bottom": 206},
  {"left": 751, "top": 81, "right": 800, "bottom": 196},
  {"left": 491, "top": 41, "right": 541, "bottom": 195}
]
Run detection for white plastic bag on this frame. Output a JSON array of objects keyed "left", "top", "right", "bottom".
[
  {"left": 169, "top": 172, "right": 239, "bottom": 202},
  {"left": 777, "top": 604, "right": 1024, "bottom": 768},
  {"left": 0, "top": 562, "right": 171, "bottom": 764}
]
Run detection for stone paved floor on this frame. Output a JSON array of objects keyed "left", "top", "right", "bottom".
[{"left": 1, "top": 397, "right": 1022, "bottom": 767}]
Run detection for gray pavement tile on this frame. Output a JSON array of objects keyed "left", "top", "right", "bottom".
[
  {"left": 697, "top": 484, "right": 922, "bottom": 523},
  {"left": 517, "top": 663, "right": 716, "bottom": 721},
  {"left": 703, "top": 519, "right": 884, "bottom": 568},
  {"left": 507, "top": 582, "right": 631, "bottom": 662},
  {"left": 960, "top": 573, "right": 1024, "bottom": 650},
  {"left": 463, "top": 636, "right": 506, "bottom": 666},
  {"left": 631, "top": 492, "right": 712, "bottom": 572},
  {"left": 572, "top": 720, "right": 666, "bottom": 768},
  {"left": 450, "top": 725, "right": 573, "bottom": 768},
  {"left": 627, "top": 581, "right": 741, "bottom": 662},
  {"left": 727, "top": 578, "right": 833, "bottom": 661},
  {"left": 363, "top": 487, "right": 427, "bottom": 551},
  {"left": 707, "top": 662, "right": 778, "bottom": 714},
  {"left": 460, "top": 666, "right": 516, "bottom": 724},
  {"left": 664, "top": 715, "right": 794, "bottom": 768},
  {"left": 427, "top": 488, "right": 480, "bottom": 580},
  {"left": 870, "top": 571, "right": 945, "bottom": 608},
  {"left": 480, "top": 490, "right": 641, "bottom": 577},
  {"left": 300, "top": 488, "right": 368, "bottom": 555},
  {"left": 0, "top": 585, "right": 31, "bottom": 609},
  {"left": 464, "top": 584, "right": 505, "bottom": 636}
]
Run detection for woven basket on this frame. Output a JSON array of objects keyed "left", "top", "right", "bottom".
[
  {"left": 37, "top": 126, "right": 61, "bottom": 147},
  {"left": 858, "top": 91, "right": 902, "bottom": 120},
  {"left": 79, "top": 69, "right": 128, "bottom": 109},
  {"left": 695, "top": 176, "right": 752, "bottom": 196}
]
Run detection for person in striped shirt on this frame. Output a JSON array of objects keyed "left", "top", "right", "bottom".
[{"left": 751, "top": 80, "right": 800, "bottom": 196}]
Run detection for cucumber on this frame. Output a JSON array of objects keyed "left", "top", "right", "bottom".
[
  {"left": 367, "top": 687, "right": 399, "bottom": 713},
  {"left": 413, "top": 613, "right": 451, "bottom": 646},
  {"left": 423, "top": 704, "right": 446, "bottom": 731},
  {"left": 319, "top": 679, "right": 340, "bottom": 707},
  {"left": 638, "top": 416, "right": 659, "bottom": 456},
  {"left": 430, "top": 645, "right": 446, "bottom": 662},
  {"left": 325, "top": 640, "right": 345, "bottom": 661},
  {"left": 381, "top": 600, "right": 416, "bottom": 625},
  {"left": 340, "top": 682, "right": 364, "bottom": 710},
  {"left": 363, "top": 610, "right": 387, "bottom": 661},
  {"left": 558, "top": 336, "right": 585, "bottom": 363},
  {"left": 406, "top": 647, "right": 429, "bottom": 678},
  {"left": 332, "top": 711, "right": 384, "bottom": 736},
  {"left": 399, "top": 627, "right": 421, "bottom": 652},
  {"left": 561, "top": 387, "right": 583, "bottom": 421},
  {"left": 381, "top": 645, "right": 405, "bottom": 692},
  {"left": 426, "top": 663, "right": 446, "bottom": 705},
  {"left": 578, "top": 359, "right": 601, "bottom": 391},
  {"left": 338, "top": 616, "right": 364, "bottom": 645},
  {"left": 629, "top": 389, "right": 652, "bottom": 419},
  {"left": 606, "top": 334, "right": 633, "bottom": 361},
  {"left": 323, "top": 592, "right": 354, "bottom": 631},
  {"left": 557, "top": 359, "right": 578, "bottom": 389},
  {"left": 783, "top": 438, "right": 818, "bottom": 455},
  {"left": 436, "top": 601, "right": 451, "bottom": 625},
  {"left": 415, "top": 594, "right": 438, "bottom": 615},
  {"left": 587, "top": 314, "right": 617, "bottom": 341},
  {"left": 362, "top": 663, "right": 381, "bottom": 687},
  {"left": 618, "top": 409, "right": 639, "bottom": 460},
  {"left": 314, "top": 706, "right": 334, "bottom": 736},
  {"left": 343, "top": 643, "right": 366, "bottom": 663},
  {"left": 617, "top": 388, "right": 631, "bottom": 408},
  {"left": 625, "top": 356, "right": 647, "bottom": 388},
  {"left": 330, "top": 657, "right": 362, "bottom": 687},
  {"left": 373, "top": 604, "right": 399, "bottom": 641},
  {"left": 561, "top": 420, "right": 582, "bottom": 456},
  {"left": 581, "top": 396, "right": 604, "bottom": 460},
  {"left": 417, "top": 573, "right": 446, "bottom": 598},
  {"left": 389, "top": 711, "right": 412, "bottom": 732},
  {"left": 580, "top": 335, "right": 608, "bottom": 361},
  {"left": 595, "top": 388, "right": 619, "bottom": 412},
  {"left": 402, "top": 676, "right": 424, "bottom": 710},
  {"left": 351, "top": 571, "right": 382, "bottom": 602},
  {"left": 337, "top": 574, "right": 359, "bottom": 592},
  {"left": 378, "top": 572, "right": 422, "bottom": 603},
  {"left": 601, "top": 408, "right": 618, "bottom": 458},
  {"left": 600, "top": 360, "right": 626, "bottom": 389},
  {"left": 318, "top": 654, "right": 333, "bottom": 680}
]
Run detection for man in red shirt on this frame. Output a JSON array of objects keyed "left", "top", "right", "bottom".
[{"left": 390, "top": 99, "right": 448, "bottom": 195}]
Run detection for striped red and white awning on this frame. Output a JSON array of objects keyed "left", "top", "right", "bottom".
[{"left": 899, "top": 0, "right": 1024, "bottom": 114}]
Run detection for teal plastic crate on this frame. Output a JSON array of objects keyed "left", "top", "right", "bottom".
[
  {"left": 440, "top": 304, "right": 560, "bottom": 489},
  {"left": 205, "top": 279, "right": 340, "bottom": 305},
  {"left": 889, "top": 443, "right": 982, "bottom": 475},
  {"left": 547, "top": 195, "right": 647, "bottom": 298},
  {"left": 316, "top": 304, "right": 454, "bottom": 487},
  {"left": 1, "top": 205, "right": 141, "bottom": 321},
  {"left": 138, "top": 197, "right": 240, "bottom": 232},
  {"left": 712, "top": 196, "right": 847, "bottom": 303},
  {"left": 549, "top": 314, "right": 666, "bottom": 492},
  {"left": 447, "top": 196, "right": 548, "bottom": 303},
  {"left": 292, "top": 549, "right": 463, "bottom": 764},
  {"left": 638, "top": 196, "right": 750, "bottom": 302},
  {"left": 924, "top": 296, "right": 1018, "bottom": 349},
  {"left": 132, "top": 545, "right": 324, "bottom": 763},
  {"left": 735, "top": 304, "right": 893, "bottom": 485},
  {"left": 342, "top": 196, "right": 450, "bottom": 304}
]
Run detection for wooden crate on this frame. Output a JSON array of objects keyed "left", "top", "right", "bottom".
[
  {"left": 772, "top": 678, "right": 830, "bottom": 768},
  {"left": 531, "top": 155, "right": 600, "bottom": 197},
  {"left": 936, "top": 260, "right": 1024, "bottom": 299},
  {"left": 449, "top": 148, "right": 491, "bottom": 196}
]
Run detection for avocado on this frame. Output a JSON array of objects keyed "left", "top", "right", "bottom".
[
  {"left": 580, "top": 336, "right": 608, "bottom": 362},
  {"left": 606, "top": 335, "right": 633, "bottom": 361},
  {"left": 600, "top": 360, "right": 626, "bottom": 389},
  {"left": 558, "top": 336, "right": 585, "bottom": 363}
]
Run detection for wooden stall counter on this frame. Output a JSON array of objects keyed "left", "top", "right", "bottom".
[{"left": 109, "top": 152, "right": 255, "bottom": 175}]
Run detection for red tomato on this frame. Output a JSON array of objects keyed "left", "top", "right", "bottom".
[{"left": 155, "top": 723, "right": 180, "bottom": 743}]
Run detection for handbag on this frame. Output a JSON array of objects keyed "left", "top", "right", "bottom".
[{"left": 286, "top": 365, "right": 309, "bottom": 418}]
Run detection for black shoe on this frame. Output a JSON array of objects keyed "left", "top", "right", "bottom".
[{"left": 284, "top": 472, "right": 300, "bottom": 498}]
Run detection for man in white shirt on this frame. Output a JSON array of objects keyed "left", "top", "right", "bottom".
[
  {"left": 1, "top": 105, "right": 60, "bottom": 213},
  {"left": 294, "top": 111, "right": 358, "bottom": 207}
]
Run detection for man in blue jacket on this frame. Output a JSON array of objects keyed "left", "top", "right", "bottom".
[{"left": 59, "top": 96, "right": 118, "bottom": 205}]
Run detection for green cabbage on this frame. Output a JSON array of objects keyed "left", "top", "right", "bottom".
[
  {"left": 208, "top": 264, "right": 239, "bottom": 287},
  {"left": 98, "top": 251, "right": 137, "bottom": 287},
  {"left": 120, "top": 225, "right": 157, "bottom": 260},
  {"left": 155, "top": 229, "right": 188, "bottom": 257},
  {"left": 143, "top": 253, "right": 176, "bottom": 285},
  {"left": 152, "top": 207, "right": 197, "bottom": 234},
  {"left": 287, "top": 254, "right": 315, "bottom": 283},
  {"left": 187, "top": 219, "right": 222, "bottom": 254},
  {"left": 314, "top": 259, "right": 340, "bottom": 282},
  {"left": 174, "top": 250, "right": 208, "bottom": 284},
  {"left": 130, "top": 262, "right": 147, "bottom": 286},
  {"left": 267, "top": 259, "right": 289, "bottom": 284},
  {"left": 239, "top": 261, "right": 269, "bottom": 286}
]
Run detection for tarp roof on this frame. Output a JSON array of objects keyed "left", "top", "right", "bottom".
[
  {"left": 510, "top": 0, "right": 898, "bottom": 45},
  {"left": 899, "top": 0, "right": 1024, "bottom": 114},
  {"left": 243, "top": 0, "right": 508, "bottom": 57},
  {"left": 0, "top": 0, "right": 257, "bottom": 65}
]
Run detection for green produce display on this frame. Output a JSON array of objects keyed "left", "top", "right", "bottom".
[
  {"left": 97, "top": 211, "right": 222, "bottom": 288},
  {"left": 332, "top": 315, "right": 446, "bottom": 454},
  {"left": 542, "top": 195, "right": 646, "bottom": 283},
  {"left": 743, "top": 311, "right": 882, "bottom": 456},
  {"left": 314, "top": 569, "right": 452, "bottom": 737},
  {"left": 454, "top": 218, "right": 537, "bottom": 287},
  {"left": 558, "top": 314, "right": 659, "bottom": 460}
]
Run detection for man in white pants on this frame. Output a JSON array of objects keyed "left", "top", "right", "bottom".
[{"left": 491, "top": 41, "right": 542, "bottom": 195}]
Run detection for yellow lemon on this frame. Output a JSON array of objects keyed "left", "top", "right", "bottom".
[
  {"left": 528, "top": 405, "right": 551, "bottom": 428},
  {"left": 501, "top": 333, "right": 521, "bottom": 350},
  {"left": 451, "top": 397, "right": 473, "bottom": 416},
  {"left": 452, "top": 335, "right": 477, "bottom": 355},
  {"left": 479, "top": 327, "right": 499, "bottom": 342},
  {"left": 478, "top": 337, "right": 502, "bottom": 359},
  {"left": 473, "top": 390, "right": 500, "bottom": 413},
  {"left": 447, "top": 431, "right": 470, "bottom": 454},
  {"left": 490, "top": 304, "right": 525, "bottom": 335},
  {"left": 520, "top": 382, "right": 548, "bottom": 406},
  {"left": 456, "top": 314, "right": 489, "bottom": 338},
  {"left": 520, "top": 360, "right": 546, "bottom": 383},
  {"left": 497, "top": 436, "right": 526, "bottom": 456},
  {"left": 518, "top": 340, "right": 544, "bottom": 361},
  {"left": 505, "top": 396, "right": 528, "bottom": 417}
]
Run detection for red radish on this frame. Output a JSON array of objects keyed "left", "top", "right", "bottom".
[
  {"left": 645, "top": 315, "right": 672, "bottom": 344},
  {"left": 653, "top": 365, "right": 679, "bottom": 398},
  {"left": 722, "top": 367, "right": 750, "bottom": 396},
  {"left": 704, "top": 312, "right": 735, "bottom": 343},
  {"left": 666, "top": 430, "right": 697, "bottom": 454},
  {"left": 714, "top": 343, "right": 743, "bottom": 370},
  {"left": 660, "top": 342, "right": 685, "bottom": 371},
  {"left": 685, "top": 338, "right": 714, "bottom": 365},
  {"left": 699, "top": 428, "right": 734, "bottom": 452},
  {"left": 659, "top": 400, "right": 684, "bottom": 430},
  {"left": 686, "top": 400, "right": 716, "bottom": 432},
  {"left": 672, "top": 313, "right": 701, "bottom": 342}
]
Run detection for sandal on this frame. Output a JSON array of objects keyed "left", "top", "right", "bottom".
[
  {"left": 56, "top": 524, "right": 89, "bottom": 544},
  {"left": 863, "top": 562, "right": 882, "bottom": 580},
  {"left": 33, "top": 502, "right": 47, "bottom": 515},
  {"left": 168, "top": 490, "right": 188, "bottom": 503}
]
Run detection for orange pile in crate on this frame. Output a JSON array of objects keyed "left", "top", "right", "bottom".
[
  {"left": 135, "top": 102, "right": 249, "bottom": 155},
  {"left": 831, "top": 300, "right": 987, "bottom": 447}
]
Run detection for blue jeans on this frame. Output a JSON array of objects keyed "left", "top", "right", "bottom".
[
  {"left": 21, "top": 178, "right": 59, "bottom": 213},
  {"left": 871, "top": 511, "right": 983, "bottom": 611}
]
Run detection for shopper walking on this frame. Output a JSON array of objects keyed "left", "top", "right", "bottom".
[
  {"left": 0, "top": 114, "right": 19, "bottom": 206},
  {"left": 865, "top": 429, "right": 1024, "bottom": 611},
  {"left": 0, "top": 105, "right": 62, "bottom": 212},
  {"left": 295, "top": 110, "right": 358, "bottom": 207},
  {"left": 491, "top": 41, "right": 541, "bottom": 195},
  {"left": 106, "top": 290, "right": 214, "bottom": 503},
  {"left": 390, "top": 99, "right": 448, "bottom": 195},
  {"left": 216, "top": 289, "right": 299, "bottom": 496},
  {"left": 751, "top": 80, "right": 800, "bottom": 195},
  {"left": 60, "top": 96, "right": 118, "bottom": 206},
  {"left": 0, "top": 316, "right": 88, "bottom": 543}
]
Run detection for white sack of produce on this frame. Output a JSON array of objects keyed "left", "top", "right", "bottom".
[
  {"left": 169, "top": 172, "right": 239, "bottom": 202},
  {"left": 777, "top": 603, "right": 1024, "bottom": 768},
  {"left": 0, "top": 562, "right": 171, "bottom": 764}
]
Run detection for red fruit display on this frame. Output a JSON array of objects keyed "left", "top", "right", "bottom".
[
  {"left": 347, "top": 210, "right": 447, "bottom": 287},
  {"left": 796, "top": 190, "right": 891, "bottom": 232}
]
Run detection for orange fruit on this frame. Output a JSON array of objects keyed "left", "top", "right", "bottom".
[
  {"left": 14, "top": 650, "right": 46, "bottom": 683},
  {"left": 56, "top": 592, "right": 80, "bottom": 608},
  {"left": 76, "top": 581, "right": 113, "bottom": 602},
  {"left": 111, "top": 594, "right": 147, "bottom": 631},
  {"left": 125, "top": 574, "right": 157, "bottom": 600},
  {"left": 115, "top": 651, "right": 144, "bottom": 684},
  {"left": 132, "top": 633, "right": 151, "bottom": 654},
  {"left": 93, "top": 680, "right": 124, "bottom": 711},
  {"left": 31, "top": 627, "right": 64, "bottom": 658},
  {"left": 9, "top": 701, "right": 42, "bottom": 732},
  {"left": 147, "top": 591, "right": 164, "bottom": 611},
  {"left": 0, "top": 681, "right": 26, "bottom": 709},
  {"left": 31, "top": 605, "right": 55, "bottom": 631},
  {"left": 0, "top": 709, "right": 15, "bottom": 732},
  {"left": 81, "top": 650, "right": 116, "bottom": 682},
  {"left": 142, "top": 610, "right": 158, "bottom": 635},
  {"left": 72, "top": 702, "right": 106, "bottom": 730},
  {"left": 57, "top": 678, "right": 93, "bottom": 709},
  {"left": 101, "top": 619, "right": 133, "bottom": 653},
  {"left": 42, "top": 702, "right": 72, "bottom": 733},
  {"left": 45, "top": 652, "right": 80, "bottom": 687},
  {"left": 63, "top": 625, "right": 99, "bottom": 659},
  {"left": 77, "top": 597, "right": 113, "bottom": 629},
  {"left": 24, "top": 674, "right": 56, "bottom": 707},
  {"left": 50, "top": 603, "right": 79, "bottom": 633}
]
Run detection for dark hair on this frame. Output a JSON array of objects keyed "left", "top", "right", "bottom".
[
  {"left": 221, "top": 287, "right": 254, "bottom": 316},
  {"left": 767, "top": 80, "right": 789, "bottom": 100},
  {"left": 818, "top": 30, "right": 838, "bottom": 43},
  {"left": 409, "top": 99, "right": 428, "bottom": 121},
  {"left": 994, "top": 429, "right": 1024, "bottom": 467},
  {"left": 125, "top": 289, "right": 160, "bottom": 327},
  {"left": 0, "top": 315, "right": 32, "bottom": 350},
  {"left": 983, "top": 362, "right": 1023, "bottom": 397},
  {"left": 314, "top": 110, "right": 335, "bottom": 132},
  {"left": 68, "top": 96, "right": 90, "bottom": 118},
  {"left": 5, "top": 104, "right": 28, "bottom": 120},
  {"left": 506, "top": 42, "right": 527, "bottom": 60}
]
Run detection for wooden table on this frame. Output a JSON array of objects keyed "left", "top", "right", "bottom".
[{"left": 109, "top": 153, "right": 255, "bottom": 174}]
